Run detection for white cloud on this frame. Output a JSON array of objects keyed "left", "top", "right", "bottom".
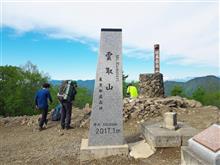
[{"left": 2, "top": 1, "right": 219, "bottom": 68}]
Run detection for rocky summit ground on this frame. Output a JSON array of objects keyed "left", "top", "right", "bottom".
[{"left": 0, "top": 97, "right": 220, "bottom": 165}]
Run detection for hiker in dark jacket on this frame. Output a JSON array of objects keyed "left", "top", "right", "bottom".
[
  {"left": 35, "top": 83, "right": 52, "bottom": 130},
  {"left": 59, "top": 81, "right": 77, "bottom": 130}
]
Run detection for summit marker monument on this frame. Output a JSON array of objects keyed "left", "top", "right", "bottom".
[
  {"left": 80, "top": 28, "right": 128, "bottom": 161},
  {"left": 88, "top": 28, "right": 124, "bottom": 146}
]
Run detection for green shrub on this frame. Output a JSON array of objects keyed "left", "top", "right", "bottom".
[{"left": 171, "top": 85, "right": 185, "bottom": 97}]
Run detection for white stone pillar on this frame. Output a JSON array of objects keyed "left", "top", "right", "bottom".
[{"left": 164, "top": 112, "right": 178, "bottom": 130}]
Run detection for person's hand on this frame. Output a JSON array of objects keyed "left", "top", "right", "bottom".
[{"left": 35, "top": 105, "right": 39, "bottom": 110}]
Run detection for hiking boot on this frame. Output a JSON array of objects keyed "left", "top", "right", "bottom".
[
  {"left": 61, "top": 125, "right": 65, "bottom": 130},
  {"left": 65, "top": 126, "right": 74, "bottom": 130},
  {"left": 38, "top": 127, "right": 43, "bottom": 131},
  {"left": 45, "top": 119, "right": 48, "bottom": 125},
  {"left": 44, "top": 119, "right": 48, "bottom": 128}
]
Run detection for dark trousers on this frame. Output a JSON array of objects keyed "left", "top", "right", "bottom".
[
  {"left": 61, "top": 102, "right": 72, "bottom": 128},
  {"left": 39, "top": 108, "right": 48, "bottom": 128}
]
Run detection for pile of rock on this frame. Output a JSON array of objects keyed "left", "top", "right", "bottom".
[
  {"left": 123, "top": 96, "right": 202, "bottom": 121},
  {"left": 0, "top": 116, "right": 31, "bottom": 127},
  {"left": 79, "top": 104, "right": 91, "bottom": 128},
  {"left": 0, "top": 97, "right": 208, "bottom": 128},
  {"left": 139, "top": 73, "right": 164, "bottom": 98},
  {"left": 0, "top": 115, "right": 41, "bottom": 127},
  {"left": 25, "top": 116, "right": 39, "bottom": 127}
]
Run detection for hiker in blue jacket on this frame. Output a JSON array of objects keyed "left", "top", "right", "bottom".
[{"left": 35, "top": 83, "right": 52, "bottom": 131}]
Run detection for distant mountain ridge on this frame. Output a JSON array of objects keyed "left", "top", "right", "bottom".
[
  {"left": 164, "top": 75, "right": 220, "bottom": 96},
  {"left": 166, "top": 77, "right": 194, "bottom": 82},
  {"left": 51, "top": 75, "right": 220, "bottom": 96}
]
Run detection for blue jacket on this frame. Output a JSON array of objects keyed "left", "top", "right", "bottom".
[{"left": 35, "top": 88, "right": 52, "bottom": 109}]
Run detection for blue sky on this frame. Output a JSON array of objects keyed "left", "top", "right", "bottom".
[{"left": 1, "top": 1, "right": 219, "bottom": 81}]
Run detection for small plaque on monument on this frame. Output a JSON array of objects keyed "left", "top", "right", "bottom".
[
  {"left": 193, "top": 124, "right": 220, "bottom": 152},
  {"left": 88, "top": 28, "right": 124, "bottom": 146}
]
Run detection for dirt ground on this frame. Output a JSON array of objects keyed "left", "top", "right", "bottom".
[{"left": 0, "top": 106, "right": 219, "bottom": 165}]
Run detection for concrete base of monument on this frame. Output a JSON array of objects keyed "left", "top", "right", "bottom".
[
  {"left": 80, "top": 139, "right": 129, "bottom": 162},
  {"left": 141, "top": 122, "right": 198, "bottom": 148},
  {"left": 181, "top": 146, "right": 210, "bottom": 165}
]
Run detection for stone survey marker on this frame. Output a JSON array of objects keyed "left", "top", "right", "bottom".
[
  {"left": 88, "top": 28, "right": 124, "bottom": 146},
  {"left": 141, "top": 112, "right": 198, "bottom": 148}
]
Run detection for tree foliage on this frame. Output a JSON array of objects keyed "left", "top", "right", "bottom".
[
  {"left": 0, "top": 62, "right": 93, "bottom": 116},
  {"left": 202, "top": 92, "right": 220, "bottom": 108},
  {"left": 74, "top": 87, "right": 92, "bottom": 109},
  {"left": 192, "top": 87, "right": 205, "bottom": 103},
  {"left": 191, "top": 87, "right": 220, "bottom": 108},
  {"left": 171, "top": 85, "right": 184, "bottom": 97},
  {"left": 171, "top": 85, "right": 220, "bottom": 108},
  {"left": 0, "top": 62, "right": 49, "bottom": 116}
]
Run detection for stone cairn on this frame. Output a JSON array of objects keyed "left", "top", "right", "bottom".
[
  {"left": 139, "top": 73, "right": 164, "bottom": 98},
  {"left": 138, "top": 44, "right": 164, "bottom": 98}
]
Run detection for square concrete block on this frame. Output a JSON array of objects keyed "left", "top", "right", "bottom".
[
  {"left": 80, "top": 139, "right": 129, "bottom": 162},
  {"left": 141, "top": 122, "right": 181, "bottom": 148},
  {"left": 181, "top": 146, "right": 209, "bottom": 165},
  {"left": 141, "top": 122, "right": 198, "bottom": 148}
]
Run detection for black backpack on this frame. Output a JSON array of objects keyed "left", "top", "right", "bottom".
[{"left": 57, "top": 80, "right": 77, "bottom": 102}]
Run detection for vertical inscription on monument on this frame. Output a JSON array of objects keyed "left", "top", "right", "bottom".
[{"left": 88, "top": 28, "right": 123, "bottom": 146}]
